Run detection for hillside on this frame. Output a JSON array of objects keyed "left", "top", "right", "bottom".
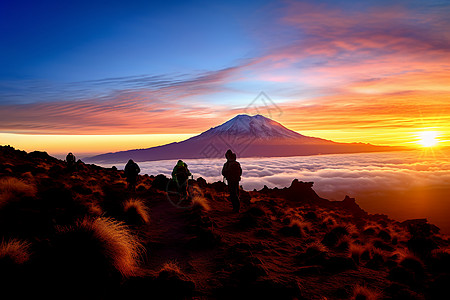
[
  {"left": 85, "top": 115, "right": 399, "bottom": 163},
  {"left": 0, "top": 145, "right": 448, "bottom": 300}
]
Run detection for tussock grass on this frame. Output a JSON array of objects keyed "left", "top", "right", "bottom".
[
  {"left": 307, "top": 241, "right": 328, "bottom": 252},
  {"left": 351, "top": 284, "right": 380, "bottom": 300},
  {"left": 335, "top": 235, "right": 351, "bottom": 252},
  {"left": 21, "top": 172, "right": 34, "bottom": 180},
  {"left": 322, "top": 216, "right": 337, "bottom": 227},
  {"left": 296, "top": 241, "right": 329, "bottom": 265},
  {"left": 55, "top": 217, "right": 145, "bottom": 277},
  {"left": 290, "top": 219, "right": 312, "bottom": 235},
  {"left": 350, "top": 243, "right": 368, "bottom": 264},
  {"left": 157, "top": 259, "right": 196, "bottom": 299},
  {"left": 0, "top": 177, "right": 37, "bottom": 207},
  {"left": 400, "top": 255, "right": 425, "bottom": 280},
  {"left": 293, "top": 219, "right": 312, "bottom": 231},
  {"left": 322, "top": 225, "right": 350, "bottom": 247},
  {"left": 123, "top": 198, "right": 150, "bottom": 225},
  {"left": 0, "top": 238, "right": 31, "bottom": 264},
  {"left": 160, "top": 260, "right": 182, "bottom": 274},
  {"left": 86, "top": 202, "right": 103, "bottom": 217},
  {"left": 362, "top": 226, "right": 379, "bottom": 236},
  {"left": 429, "top": 248, "right": 450, "bottom": 273},
  {"left": 191, "top": 195, "right": 211, "bottom": 212}
]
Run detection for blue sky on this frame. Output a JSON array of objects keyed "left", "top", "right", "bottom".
[{"left": 0, "top": 0, "right": 270, "bottom": 81}]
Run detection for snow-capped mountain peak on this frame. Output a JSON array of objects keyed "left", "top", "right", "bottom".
[{"left": 202, "top": 114, "right": 302, "bottom": 139}]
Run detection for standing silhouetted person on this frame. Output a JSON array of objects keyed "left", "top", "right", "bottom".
[
  {"left": 222, "top": 150, "right": 242, "bottom": 213},
  {"left": 124, "top": 159, "right": 140, "bottom": 191},
  {"left": 172, "top": 160, "right": 191, "bottom": 200},
  {"left": 66, "top": 152, "right": 76, "bottom": 171}
]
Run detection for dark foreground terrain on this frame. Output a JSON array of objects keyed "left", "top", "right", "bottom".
[{"left": 0, "top": 145, "right": 448, "bottom": 299}]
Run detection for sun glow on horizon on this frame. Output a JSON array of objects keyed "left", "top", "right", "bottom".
[
  {"left": 417, "top": 131, "right": 440, "bottom": 148},
  {"left": 0, "top": 133, "right": 196, "bottom": 159}
]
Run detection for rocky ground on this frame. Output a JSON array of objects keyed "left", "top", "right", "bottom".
[{"left": 0, "top": 145, "right": 449, "bottom": 299}]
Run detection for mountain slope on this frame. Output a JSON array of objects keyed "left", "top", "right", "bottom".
[
  {"left": 0, "top": 145, "right": 447, "bottom": 299},
  {"left": 85, "top": 114, "right": 397, "bottom": 163}
]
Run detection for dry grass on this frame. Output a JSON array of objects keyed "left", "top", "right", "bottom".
[
  {"left": 160, "top": 260, "right": 182, "bottom": 274},
  {"left": 431, "top": 248, "right": 450, "bottom": 257},
  {"left": 350, "top": 243, "right": 367, "bottom": 262},
  {"left": 290, "top": 219, "right": 312, "bottom": 233},
  {"left": 391, "top": 248, "right": 412, "bottom": 261},
  {"left": 21, "top": 172, "right": 34, "bottom": 180},
  {"left": 362, "top": 225, "right": 379, "bottom": 236},
  {"left": 0, "top": 177, "right": 37, "bottom": 207},
  {"left": 351, "top": 284, "right": 380, "bottom": 300},
  {"left": 123, "top": 198, "right": 150, "bottom": 224},
  {"left": 306, "top": 241, "right": 328, "bottom": 253},
  {"left": 191, "top": 195, "right": 211, "bottom": 212},
  {"left": 0, "top": 238, "right": 31, "bottom": 264},
  {"left": 56, "top": 217, "right": 145, "bottom": 277},
  {"left": 322, "top": 225, "right": 351, "bottom": 247},
  {"left": 322, "top": 216, "right": 337, "bottom": 227},
  {"left": 86, "top": 202, "right": 104, "bottom": 217},
  {"left": 399, "top": 254, "right": 425, "bottom": 277},
  {"left": 335, "top": 235, "right": 352, "bottom": 251},
  {"left": 297, "top": 241, "right": 329, "bottom": 264}
]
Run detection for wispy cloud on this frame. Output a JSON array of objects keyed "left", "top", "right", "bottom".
[
  {"left": 0, "top": 66, "right": 243, "bottom": 134},
  {"left": 247, "top": 1, "right": 450, "bottom": 145},
  {"left": 252, "top": 1, "right": 450, "bottom": 87}
]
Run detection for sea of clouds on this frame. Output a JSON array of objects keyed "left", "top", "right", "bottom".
[{"left": 102, "top": 150, "right": 450, "bottom": 232}]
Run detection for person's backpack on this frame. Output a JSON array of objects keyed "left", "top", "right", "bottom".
[
  {"left": 226, "top": 161, "right": 242, "bottom": 182},
  {"left": 66, "top": 153, "right": 75, "bottom": 164},
  {"left": 176, "top": 164, "right": 188, "bottom": 178},
  {"left": 134, "top": 163, "right": 140, "bottom": 174},
  {"left": 125, "top": 162, "right": 138, "bottom": 177}
]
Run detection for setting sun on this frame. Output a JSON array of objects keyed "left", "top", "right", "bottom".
[{"left": 417, "top": 131, "right": 440, "bottom": 147}]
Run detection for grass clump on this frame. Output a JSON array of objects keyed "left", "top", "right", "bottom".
[
  {"left": 53, "top": 217, "right": 145, "bottom": 278},
  {"left": 351, "top": 284, "right": 380, "bottom": 300},
  {"left": 0, "top": 177, "right": 36, "bottom": 208},
  {"left": 156, "top": 260, "right": 196, "bottom": 298},
  {"left": 191, "top": 195, "right": 211, "bottom": 212},
  {"left": 350, "top": 243, "right": 369, "bottom": 265},
  {"left": 123, "top": 198, "right": 150, "bottom": 225},
  {"left": 280, "top": 219, "right": 311, "bottom": 237},
  {"left": 0, "top": 238, "right": 31, "bottom": 265},
  {"left": 160, "top": 260, "right": 183, "bottom": 274},
  {"left": 296, "top": 242, "right": 328, "bottom": 265},
  {"left": 322, "top": 225, "right": 350, "bottom": 247}
]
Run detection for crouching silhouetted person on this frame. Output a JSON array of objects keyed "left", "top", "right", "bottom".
[
  {"left": 124, "top": 159, "right": 140, "bottom": 192},
  {"left": 172, "top": 160, "right": 191, "bottom": 200},
  {"left": 222, "top": 150, "right": 242, "bottom": 213},
  {"left": 66, "top": 152, "right": 76, "bottom": 171}
]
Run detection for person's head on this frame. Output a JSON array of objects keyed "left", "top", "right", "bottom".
[
  {"left": 128, "top": 159, "right": 134, "bottom": 164},
  {"left": 177, "top": 160, "right": 184, "bottom": 166},
  {"left": 230, "top": 152, "right": 236, "bottom": 161},
  {"left": 225, "top": 149, "right": 233, "bottom": 160}
]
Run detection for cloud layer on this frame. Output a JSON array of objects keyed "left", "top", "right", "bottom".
[{"left": 104, "top": 150, "right": 450, "bottom": 232}]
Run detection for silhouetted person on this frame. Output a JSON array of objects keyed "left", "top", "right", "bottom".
[
  {"left": 124, "top": 159, "right": 140, "bottom": 191},
  {"left": 66, "top": 152, "right": 76, "bottom": 171},
  {"left": 222, "top": 150, "right": 242, "bottom": 212},
  {"left": 172, "top": 160, "right": 191, "bottom": 199}
]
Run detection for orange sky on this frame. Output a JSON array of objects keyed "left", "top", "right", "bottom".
[{"left": 1, "top": 1, "right": 449, "bottom": 156}]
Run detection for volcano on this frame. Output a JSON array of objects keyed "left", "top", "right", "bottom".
[{"left": 85, "top": 114, "right": 396, "bottom": 163}]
